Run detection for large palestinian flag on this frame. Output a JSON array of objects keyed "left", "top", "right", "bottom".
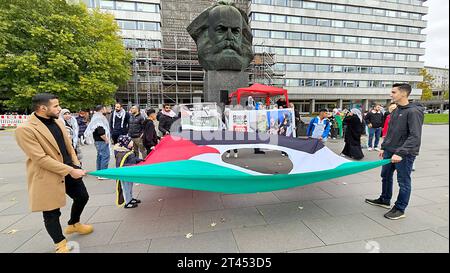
[{"left": 89, "top": 131, "right": 390, "bottom": 194}]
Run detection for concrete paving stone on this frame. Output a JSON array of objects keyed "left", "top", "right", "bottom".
[
  {"left": 0, "top": 229, "right": 41, "bottom": 253},
  {"left": 331, "top": 173, "right": 379, "bottom": 185},
  {"left": 290, "top": 241, "right": 370, "bottom": 253},
  {"left": 0, "top": 190, "right": 28, "bottom": 203},
  {"left": 88, "top": 202, "right": 162, "bottom": 223},
  {"left": 413, "top": 175, "right": 449, "bottom": 190},
  {"left": 0, "top": 213, "right": 27, "bottom": 233},
  {"left": 413, "top": 187, "right": 449, "bottom": 203},
  {"left": 363, "top": 207, "right": 448, "bottom": 234},
  {"left": 368, "top": 230, "right": 449, "bottom": 253},
  {"left": 160, "top": 195, "right": 224, "bottom": 216},
  {"left": 303, "top": 214, "right": 394, "bottom": 245},
  {"left": 432, "top": 226, "right": 449, "bottom": 239},
  {"left": 232, "top": 220, "right": 324, "bottom": 253},
  {"left": 110, "top": 214, "right": 193, "bottom": 244},
  {"left": 193, "top": 207, "right": 267, "bottom": 233},
  {"left": 255, "top": 201, "right": 331, "bottom": 224},
  {"left": 0, "top": 183, "right": 27, "bottom": 193},
  {"left": 272, "top": 185, "right": 333, "bottom": 202},
  {"left": 313, "top": 196, "right": 390, "bottom": 217},
  {"left": 221, "top": 192, "right": 281, "bottom": 209},
  {"left": 0, "top": 200, "right": 30, "bottom": 216},
  {"left": 148, "top": 230, "right": 239, "bottom": 253},
  {"left": 13, "top": 229, "right": 57, "bottom": 253},
  {"left": 66, "top": 221, "right": 121, "bottom": 248},
  {"left": 82, "top": 240, "right": 151, "bottom": 253},
  {"left": 416, "top": 202, "right": 449, "bottom": 220},
  {"left": 0, "top": 201, "right": 18, "bottom": 213},
  {"left": 318, "top": 182, "right": 382, "bottom": 198},
  {"left": 137, "top": 188, "right": 194, "bottom": 202}
]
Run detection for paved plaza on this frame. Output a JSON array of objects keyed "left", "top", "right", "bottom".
[{"left": 0, "top": 125, "right": 448, "bottom": 253}]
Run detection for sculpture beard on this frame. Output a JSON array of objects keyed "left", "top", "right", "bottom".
[{"left": 197, "top": 33, "right": 253, "bottom": 71}]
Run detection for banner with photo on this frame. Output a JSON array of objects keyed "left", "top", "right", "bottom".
[
  {"left": 180, "top": 103, "right": 220, "bottom": 131},
  {"left": 228, "top": 109, "right": 296, "bottom": 137}
]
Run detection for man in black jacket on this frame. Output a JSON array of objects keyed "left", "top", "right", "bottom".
[
  {"left": 128, "top": 105, "right": 146, "bottom": 158},
  {"left": 110, "top": 103, "right": 130, "bottom": 144},
  {"left": 158, "top": 104, "right": 177, "bottom": 135},
  {"left": 143, "top": 109, "right": 159, "bottom": 155},
  {"left": 366, "top": 83, "right": 424, "bottom": 220},
  {"left": 364, "top": 104, "right": 384, "bottom": 151}
]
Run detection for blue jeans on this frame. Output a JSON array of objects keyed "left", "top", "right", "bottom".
[
  {"left": 368, "top": 127, "right": 382, "bottom": 148},
  {"left": 380, "top": 150, "right": 416, "bottom": 212},
  {"left": 121, "top": 181, "right": 134, "bottom": 204},
  {"left": 94, "top": 141, "right": 110, "bottom": 170}
]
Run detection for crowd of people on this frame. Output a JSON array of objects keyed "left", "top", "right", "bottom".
[{"left": 13, "top": 83, "right": 424, "bottom": 252}]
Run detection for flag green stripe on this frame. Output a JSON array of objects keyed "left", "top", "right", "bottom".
[{"left": 89, "top": 159, "right": 391, "bottom": 194}]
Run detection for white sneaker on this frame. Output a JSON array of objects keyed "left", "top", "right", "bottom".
[
  {"left": 374, "top": 147, "right": 381, "bottom": 151},
  {"left": 234, "top": 153, "right": 238, "bottom": 158},
  {"left": 368, "top": 148, "right": 373, "bottom": 151},
  {"left": 225, "top": 153, "right": 230, "bottom": 158}
]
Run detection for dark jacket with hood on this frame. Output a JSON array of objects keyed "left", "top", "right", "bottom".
[{"left": 381, "top": 102, "right": 424, "bottom": 157}]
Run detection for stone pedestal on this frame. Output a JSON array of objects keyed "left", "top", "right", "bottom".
[{"left": 203, "top": 71, "right": 248, "bottom": 105}]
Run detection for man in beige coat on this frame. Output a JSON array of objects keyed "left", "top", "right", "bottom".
[{"left": 15, "top": 93, "right": 94, "bottom": 253}]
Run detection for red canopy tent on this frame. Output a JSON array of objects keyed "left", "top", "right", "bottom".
[{"left": 229, "top": 83, "right": 289, "bottom": 106}]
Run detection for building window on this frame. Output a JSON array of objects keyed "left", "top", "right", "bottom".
[
  {"left": 273, "top": 63, "right": 285, "bottom": 71},
  {"left": 396, "top": 54, "right": 407, "bottom": 61},
  {"left": 383, "top": 53, "right": 395, "bottom": 60},
  {"left": 317, "top": 49, "right": 329, "bottom": 57},
  {"left": 343, "top": 66, "right": 357, "bottom": 73},
  {"left": 287, "top": 16, "right": 301, "bottom": 24},
  {"left": 316, "top": 65, "right": 329, "bottom": 72},
  {"left": 359, "top": 52, "right": 371, "bottom": 59},
  {"left": 373, "top": 9, "right": 385, "bottom": 16},
  {"left": 371, "top": 52, "right": 382, "bottom": 60},
  {"left": 137, "top": 22, "right": 159, "bottom": 31},
  {"left": 303, "top": 1, "right": 317, "bottom": 9},
  {"left": 272, "top": 15, "right": 286, "bottom": 23},
  {"left": 398, "top": 11, "right": 409, "bottom": 18},
  {"left": 254, "top": 30, "right": 270, "bottom": 38},
  {"left": 384, "top": 39, "right": 396, "bottom": 46},
  {"left": 271, "top": 31, "right": 286, "bottom": 39},
  {"left": 331, "top": 51, "right": 343, "bottom": 58},
  {"left": 360, "top": 37, "right": 370, "bottom": 45},
  {"left": 317, "top": 34, "right": 331, "bottom": 42},
  {"left": 345, "top": 21, "right": 359, "bottom": 29},
  {"left": 273, "top": 0, "right": 288, "bottom": 6},
  {"left": 398, "top": 40, "right": 408, "bottom": 47},
  {"left": 360, "top": 7, "right": 372, "bottom": 15},
  {"left": 409, "top": 27, "right": 420, "bottom": 34},
  {"left": 301, "top": 64, "right": 315, "bottom": 72},
  {"left": 407, "top": 55, "right": 419, "bottom": 62},
  {"left": 410, "top": 13, "right": 421, "bottom": 20},
  {"left": 317, "top": 19, "right": 332, "bottom": 27},
  {"left": 136, "top": 3, "right": 159, "bottom": 13},
  {"left": 359, "top": 23, "right": 371, "bottom": 30},
  {"left": 344, "top": 51, "right": 358, "bottom": 58},
  {"left": 372, "top": 24, "right": 385, "bottom": 31},
  {"left": 254, "top": 0, "right": 271, "bottom": 4},
  {"left": 345, "top": 36, "right": 358, "bottom": 44},
  {"left": 408, "top": 41, "right": 419, "bottom": 48},
  {"left": 100, "top": 0, "right": 114, "bottom": 9},
  {"left": 286, "top": 79, "right": 299, "bottom": 86},
  {"left": 302, "top": 33, "right": 316, "bottom": 41},
  {"left": 332, "top": 20, "right": 345, "bottom": 28},
  {"left": 289, "top": 0, "right": 302, "bottom": 8},
  {"left": 316, "top": 80, "right": 329, "bottom": 87},
  {"left": 273, "top": 47, "right": 286, "bottom": 55},
  {"left": 332, "top": 4, "right": 346, "bottom": 12},
  {"left": 116, "top": 1, "right": 135, "bottom": 11},
  {"left": 383, "top": 67, "right": 395, "bottom": 74},
  {"left": 317, "top": 3, "right": 332, "bottom": 11},
  {"left": 397, "top": 26, "right": 408, "bottom": 33},
  {"left": 386, "top": 10, "right": 397, "bottom": 17},
  {"left": 346, "top": 6, "right": 359, "bottom": 14},
  {"left": 286, "top": 63, "right": 301, "bottom": 71},
  {"left": 287, "top": 32, "right": 301, "bottom": 40},
  {"left": 330, "top": 65, "right": 343, "bottom": 72},
  {"left": 372, "top": 38, "right": 383, "bottom": 46},
  {"left": 117, "top": 20, "right": 137, "bottom": 30},
  {"left": 395, "top": 68, "right": 406, "bottom": 74},
  {"left": 359, "top": 81, "right": 369, "bottom": 88},
  {"left": 343, "top": 81, "right": 356, "bottom": 87},
  {"left": 371, "top": 67, "right": 383, "bottom": 74},
  {"left": 305, "top": 79, "right": 314, "bottom": 87},
  {"left": 303, "top": 49, "right": 315, "bottom": 57},
  {"left": 302, "top": 17, "right": 317, "bottom": 25},
  {"left": 359, "top": 67, "right": 370, "bottom": 73},
  {"left": 331, "top": 80, "right": 342, "bottom": 87},
  {"left": 287, "top": 48, "right": 301, "bottom": 56},
  {"left": 254, "top": 13, "right": 271, "bottom": 21},
  {"left": 386, "top": 25, "right": 396, "bottom": 32}
]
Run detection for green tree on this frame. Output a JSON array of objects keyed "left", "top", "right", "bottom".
[
  {"left": 443, "top": 89, "right": 449, "bottom": 100},
  {"left": 0, "top": 0, "right": 132, "bottom": 111},
  {"left": 417, "top": 68, "right": 434, "bottom": 101}
]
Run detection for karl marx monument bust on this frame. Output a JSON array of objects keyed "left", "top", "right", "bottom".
[{"left": 187, "top": 2, "right": 253, "bottom": 71}]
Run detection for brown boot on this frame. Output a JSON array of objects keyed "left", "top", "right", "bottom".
[
  {"left": 55, "top": 239, "right": 72, "bottom": 253},
  {"left": 64, "top": 222, "right": 94, "bottom": 235}
]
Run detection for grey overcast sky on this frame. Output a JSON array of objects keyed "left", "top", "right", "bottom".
[{"left": 422, "top": 0, "right": 449, "bottom": 68}]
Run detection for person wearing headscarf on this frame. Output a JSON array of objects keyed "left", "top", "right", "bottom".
[
  {"left": 84, "top": 105, "right": 111, "bottom": 176},
  {"left": 341, "top": 108, "right": 364, "bottom": 160},
  {"left": 59, "top": 109, "right": 79, "bottom": 150}
]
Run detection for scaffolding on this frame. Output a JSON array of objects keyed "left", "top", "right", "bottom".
[{"left": 116, "top": 0, "right": 284, "bottom": 108}]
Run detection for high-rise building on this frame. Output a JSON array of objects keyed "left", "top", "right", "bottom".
[
  {"left": 80, "top": 0, "right": 428, "bottom": 112},
  {"left": 250, "top": 0, "right": 428, "bottom": 112},
  {"left": 425, "top": 66, "right": 449, "bottom": 97}
]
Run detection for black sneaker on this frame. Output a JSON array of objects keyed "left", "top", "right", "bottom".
[
  {"left": 365, "top": 198, "right": 390, "bottom": 209},
  {"left": 384, "top": 207, "right": 406, "bottom": 220}
]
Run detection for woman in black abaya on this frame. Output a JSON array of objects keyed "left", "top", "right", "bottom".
[{"left": 341, "top": 108, "right": 364, "bottom": 160}]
